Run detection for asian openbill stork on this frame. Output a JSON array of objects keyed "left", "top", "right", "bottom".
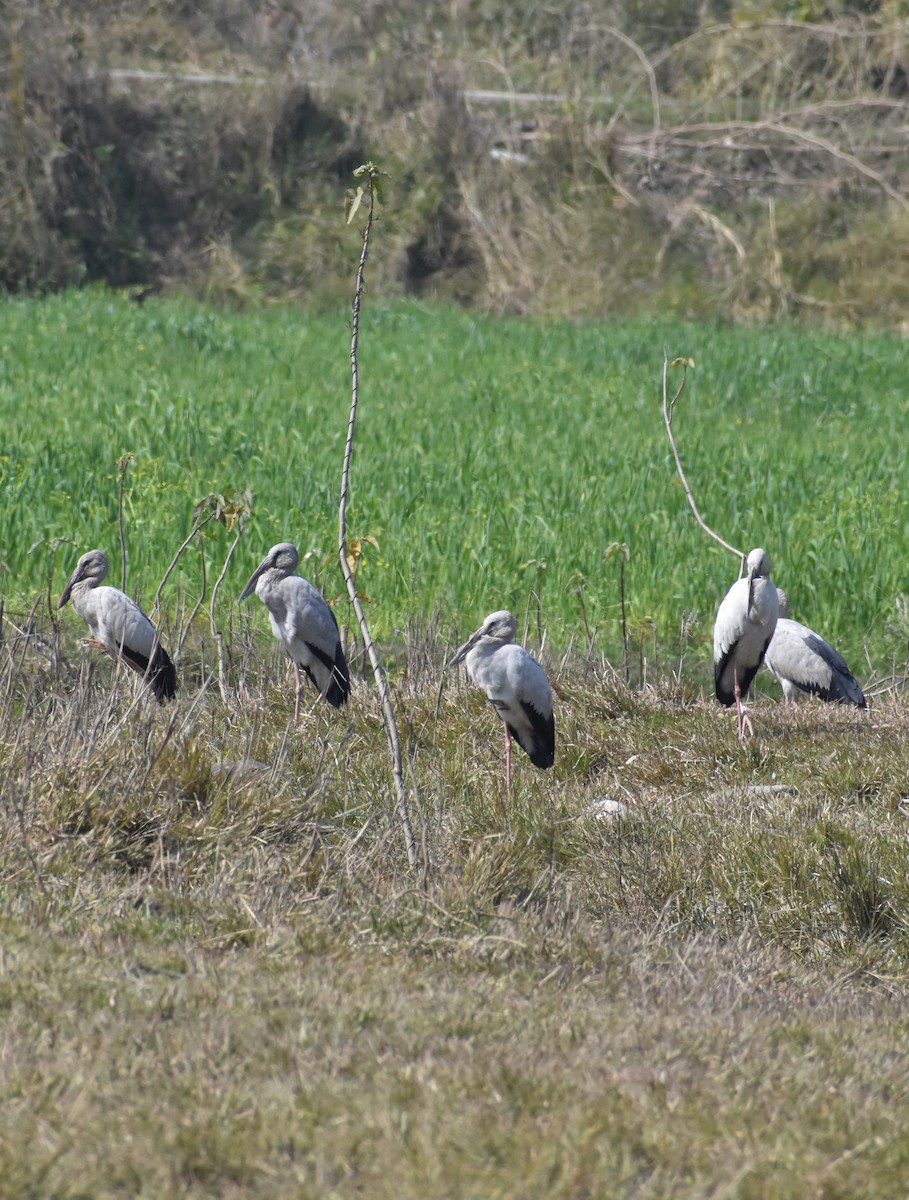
[
  {"left": 58, "top": 549, "right": 177, "bottom": 702},
  {"left": 713, "top": 547, "right": 779, "bottom": 739},
  {"left": 239, "top": 542, "right": 350, "bottom": 719},
  {"left": 765, "top": 590, "right": 865, "bottom": 707},
  {"left": 449, "top": 609, "right": 554, "bottom": 790}
]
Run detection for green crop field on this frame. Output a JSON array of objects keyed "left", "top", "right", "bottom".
[{"left": 2, "top": 289, "right": 908, "bottom": 680}]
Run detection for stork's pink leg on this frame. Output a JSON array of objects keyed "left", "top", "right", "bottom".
[
  {"left": 733, "top": 668, "right": 753, "bottom": 740},
  {"left": 293, "top": 662, "right": 303, "bottom": 723},
  {"left": 505, "top": 725, "right": 512, "bottom": 796}
]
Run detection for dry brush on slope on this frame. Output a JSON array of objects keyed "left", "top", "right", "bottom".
[{"left": 4, "top": 3, "right": 909, "bottom": 325}]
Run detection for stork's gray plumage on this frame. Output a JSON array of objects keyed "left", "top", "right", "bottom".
[
  {"left": 713, "top": 548, "right": 779, "bottom": 738},
  {"left": 765, "top": 617, "right": 866, "bottom": 708},
  {"left": 58, "top": 549, "right": 177, "bottom": 703},
  {"left": 240, "top": 542, "right": 350, "bottom": 719},
  {"left": 449, "top": 609, "right": 554, "bottom": 789}
]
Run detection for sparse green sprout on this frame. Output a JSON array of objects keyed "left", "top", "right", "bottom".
[
  {"left": 191, "top": 487, "right": 253, "bottom": 533},
  {"left": 346, "top": 162, "right": 387, "bottom": 223},
  {"left": 344, "top": 533, "right": 379, "bottom": 578},
  {"left": 346, "top": 186, "right": 365, "bottom": 225}
]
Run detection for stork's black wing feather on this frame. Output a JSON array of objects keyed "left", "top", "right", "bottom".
[
  {"left": 510, "top": 700, "right": 555, "bottom": 769},
  {"left": 715, "top": 638, "right": 771, "bottom": 708},
  {"left": 800, "top": 633, "right": 866, "bottom": 707},
  {"left": 117, "top": 641, "right": 177, "bottom": 703},
  {"left": 304, "top": 639, "right": 351, "bottom": 708}
]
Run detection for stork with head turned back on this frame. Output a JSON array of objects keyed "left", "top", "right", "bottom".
[
  {"left": 58, "top": 549, "right": 177, "bottom": 703},
  {"left": 240, "top": 542, "right": 350, "bottom": 720},
  {"left": 765, "top": 591, "right": 866, "bottom": 708},
  {"left": 449, "top": 609, "right": 555, "bottom": 792},
  {"left": 713, "top": 547, "right": 779, "bottom": 739}
]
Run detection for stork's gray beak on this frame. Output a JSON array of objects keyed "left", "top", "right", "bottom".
[
  {"left": 58, "top": 569, "right": 80, "bottom": 609},
  {"left": 449, "top": 630, "right": 480, "bottom": 668},
  {"left": 239, "top": 559, "right": 267, "bottom": 603}
]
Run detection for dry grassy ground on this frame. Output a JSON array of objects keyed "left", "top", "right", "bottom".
[{"left": 2, "top": 610, "right": 909, "bottom": 1197}]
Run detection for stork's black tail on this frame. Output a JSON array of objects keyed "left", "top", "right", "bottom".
[
  {"left": 149, "top": 644, "right": 177, "bottom": 702},
  {"left": 325, "top": 643, "right": 351, "bottom": 708},
  {"left": 513, "top": 702, "right": 556, "bottom": 769}
]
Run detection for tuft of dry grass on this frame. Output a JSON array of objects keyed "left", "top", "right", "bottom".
[{"left": 3, "top": 613, "right": 909, "bottom": 1196}]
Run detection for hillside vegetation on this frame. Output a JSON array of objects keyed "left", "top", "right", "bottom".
[{"left": 4, "top": 0, "right": 909, "bottom": 326}]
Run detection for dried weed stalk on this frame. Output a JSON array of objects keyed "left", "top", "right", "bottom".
[
  {"left": 340, "top": 164, "right": 420, "bottom": 876},
  {"left": 661, "top": 350, "right": 744, "bottom": 567}
]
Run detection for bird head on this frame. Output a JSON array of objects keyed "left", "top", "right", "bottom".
[
  {"left": 58, "top": 549, "right": 109, "bottom": 608},
  {"left": 449, "top": 609, "right": 517, "bottom": 667},
  {"left": 744, "top": 548, "right": 772, "bottom": 614},
  {"left": 745, "top": 548, "right": 771, "bottom": 581},
  {"left": 239, "top": 542, "right": 299, "bottom": 602}
]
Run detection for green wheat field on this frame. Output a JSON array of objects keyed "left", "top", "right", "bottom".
[
  {"left": 3, "top": 291, "right": 909, "bottom": 1198},
  {"left": 3, "top": 289, "right": 909, "bottom": 670}
]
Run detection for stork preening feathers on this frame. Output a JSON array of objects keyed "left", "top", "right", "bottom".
[
  {"left": 240, "top": 542, "right": 350, "bottom": 720},
  {"left": 713, "top": 548, "right": 779, "bottom": 739},
  {"left": 765, "top": 591, "right": 866, "bottom": 708},
  {"left": 58, "top": 549, "right": 177, "bottom": 703},
  {"left": 449, "top": 609, "right": 555, "bottom": 790}
]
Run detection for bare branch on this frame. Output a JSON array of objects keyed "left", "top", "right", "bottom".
[
  {"left": 648, "top": 16, "right": 901, "bottom": 79},
  {"left": 340, "top": 164, "right": 420, "bottom": 877},
  {"left": 116, "top": 453, "right": 134, "bottom": 591},
  {"left": 209, "top": 520, "right": 246, "bottom": 704},
  {"left": 661, "top": 350, "right": 743, "bottom": 563},
  {"left": 150, "top": 510, "right": 217, "bottom": 621},
  {"left": 597, "top": 25, "right": 661, "bottom": 137},
  {"left": 176, "top": 538, "right": 206, "bottom": 659},
  {"left": 620, "top": 115, "right": 909, "bottom": 210},
  {"left": 764, "top": 119, "right": 909, "bottom": 209}
]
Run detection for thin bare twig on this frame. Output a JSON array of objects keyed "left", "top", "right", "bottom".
[
  {"left": 209, "top": 520, "right": 247, "bottom": 703},
  {"left": 621, "top": 117, "right": 909, "bottom": 210},
  {"left": 604, "top": 544, "right": 631, "bottom": 683},
  {"left": 176, "top": 541, "right": 207, "bottom": 658},
  {"left": 150, "top": 510, "right": 218, "bottom": 622},
  {"left": 116, "top": 453, "right": 133, "bottom": 591},
  {"left": 598, "top": 24, "right": 660, "bottom": 137},
  {"left": 339, "top": 163, "right": 420, "bottom": 877},
  {"left": 661, "top": 350, "right": 743, "bottom": 562}
]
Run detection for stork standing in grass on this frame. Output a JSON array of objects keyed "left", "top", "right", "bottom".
[
  {"left": 765, "top": 590, "right": 866, "bottom": 707},
  {"left": 58, "top": 549, "right": 177, "bottom": 703},
  {"left": 449, "top": 609, "right": 555, "bottom": 791},
  {"left": 713, "top": 547, "right": 779, "bottom": 739},
  {"left": 240, "top": 542, "right": 350, "bottom": 720}
]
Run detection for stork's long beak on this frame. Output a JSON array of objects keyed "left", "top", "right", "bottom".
[
  {"left": 449, "top": 629, "right": 480, "bottom": 668},
  {"left": 747, "top": 566, "right": 756, "bottom": 615},
  {"left": 238, "top": 558, "right": 267, "bottom": 603},
  {"left": 58, "top": 568, "right": 80, "bottom": 609}
]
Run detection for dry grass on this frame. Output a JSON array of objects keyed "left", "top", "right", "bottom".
[{"left": 3, "top": 611, "right": 909, "bottom": 1196}]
